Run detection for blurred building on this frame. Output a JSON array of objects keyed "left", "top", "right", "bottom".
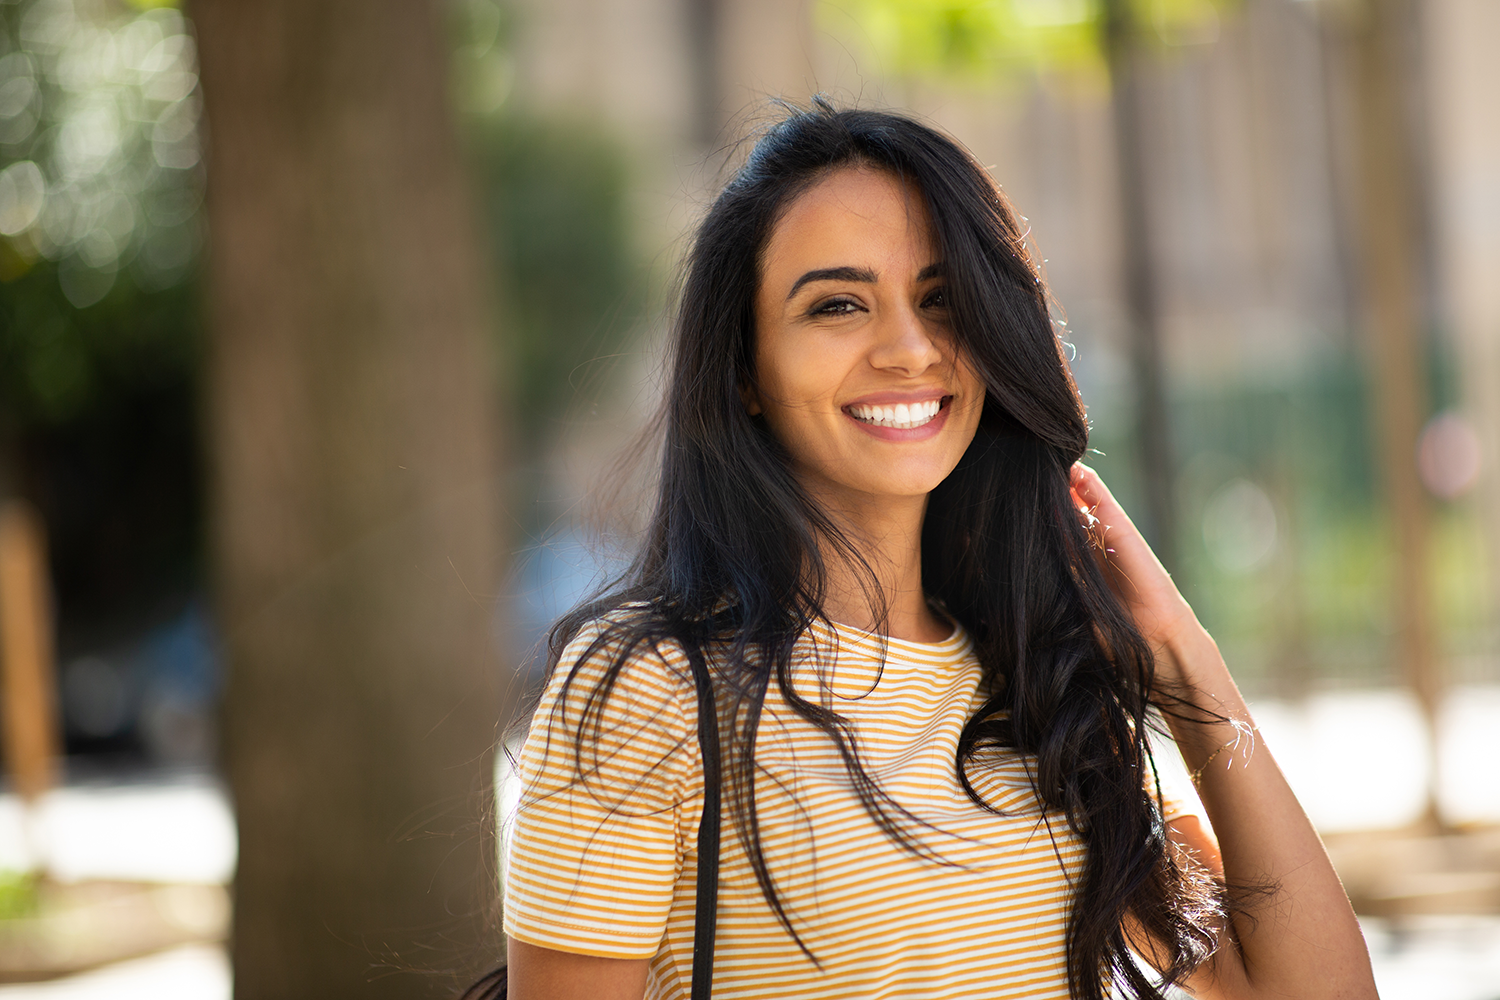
[{"left": 493, "top": 0, "right": 1500, "bottom": 695}]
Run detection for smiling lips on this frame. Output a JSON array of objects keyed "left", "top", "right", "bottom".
[{"left": 846, "top": 397, "right": 946, "bottom": 429}]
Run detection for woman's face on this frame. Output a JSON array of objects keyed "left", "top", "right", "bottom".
[{"left": 748, "top": 165, "right": 985, "bottom": 509}]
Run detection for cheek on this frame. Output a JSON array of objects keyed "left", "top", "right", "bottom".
[
  {"left": 956, "top": 362, "right": 987, "bottom": 414},
  {"left": 756, "top": 339, "right": 837, "bottom": 411}
]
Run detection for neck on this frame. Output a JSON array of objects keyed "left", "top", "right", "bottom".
[{"left": 805, "top": 487, "right": 949, "bottom": 643}]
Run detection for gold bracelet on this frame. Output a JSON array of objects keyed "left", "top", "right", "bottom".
[
  {"left": 1188, "top": 744, "right": 1231, "bottom": 785},
  {"left": 1188, "top": 725, "right": 1257, "bottom": 785}
]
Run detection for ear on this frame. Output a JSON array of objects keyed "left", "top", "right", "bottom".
[{"left": 739, "top": 381, "right": 763, "bottom": 416}]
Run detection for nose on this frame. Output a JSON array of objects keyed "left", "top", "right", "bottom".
[{"left": 868, "top": 301, "right": 944, "bottom": 377}]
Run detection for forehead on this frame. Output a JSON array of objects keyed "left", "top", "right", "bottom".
[{"left": 760, "top": 166, "right": 936, "bottom": 285}]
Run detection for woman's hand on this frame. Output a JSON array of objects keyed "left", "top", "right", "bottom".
[{"left": 1068, "top": 463, "right": 1204, "bottom": 683}]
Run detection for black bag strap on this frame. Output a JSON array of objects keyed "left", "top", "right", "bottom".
[
  {"left": 464, "top": 652, "right": 722, "bottom": 1000},
  {"left": 686, "top": 646, "right": 721, "bottom": 1000}
]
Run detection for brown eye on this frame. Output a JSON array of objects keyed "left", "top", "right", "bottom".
[
  {"left": 922, "top": 287, "right": 949, "bottom": 309},
  {"left": 812, "top": 297, "right": 862, "bottom": 317}
]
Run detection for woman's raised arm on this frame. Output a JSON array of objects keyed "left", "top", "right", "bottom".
[{"left": 1070, "top": 464, "right": 1378, "bottom": 1000}]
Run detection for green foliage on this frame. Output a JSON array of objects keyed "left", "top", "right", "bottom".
[
  {"left": 0, "top": 870, "right": 38, "bottom": 921},
  {"left": 449, "top": 0, "right": 516, "bottom": 116},
  {"left": 0, "top": 0, "right": 202, "bottom": 434},
  {"left": 822, "top": 0, "right": 1104, "bottom": 77},
  {"left": 451, "top": 1, "right": 646, "bottom": 449},
  {"left": 0, "top": 0, "right": 203, "bottom": 636},
  {"left": 1164, "top": 361, "right": 1380, "bottom": 648},
  {"left": 819, "top": 0, "right": 1225, "bottom": 80},
  {"left": 0, "top": 255, "right": 197, "bottom": 428},
  {"left": 470, "top": 113, "right": 644, "bottom": 447}
]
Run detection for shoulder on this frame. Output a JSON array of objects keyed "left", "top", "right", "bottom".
[
  {"left": 518, "top": 612, "right": 706, "bottom": 810},
  {"left": 539, "top": 611, "right": 701, "bottom": 733},
  {"left": 553, "top": 611, "right": 696, "bottom": 689}
]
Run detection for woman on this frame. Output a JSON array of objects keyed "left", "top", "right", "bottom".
[{"left": 497, "top": 102, "right": 1377, "bottom": 1000}]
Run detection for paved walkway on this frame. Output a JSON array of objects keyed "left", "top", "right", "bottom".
[
  {"left": 0, "top": 771, "right": 233, "bottom": 883},
  {"left": 0, "top": 921, "right": 1495, "bottom": 1000},
  {"left": 0, "top": 945, "right": 228, "bottom": 999}
]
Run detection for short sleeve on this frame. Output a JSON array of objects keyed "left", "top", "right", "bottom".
[
  {"left": 1146, "top": 757, "right": 1201, "bottom": 826},
  {"left": 1157, "top": 786, "right": 1193, "bottom": 824},
  {"left": 502, "top": 624, "right": 703, "bottom": 959}
]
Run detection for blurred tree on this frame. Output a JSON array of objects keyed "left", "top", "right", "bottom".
[
  {"left": 1341, "top": 0, "right": 1441, "bottom": 825},
  {"left": 0, "top": 0, "right": 209, "bottom": 770},
  {"left": 448, "top": 1, "right": 647, "bottom": 455},
  {"left": 471, "top": 114, "right": 643, "bottom": 450},
  {"left": 193, "top": 2, "right": 505, "bottom": 998},
  {"left": 0, "top": 0, "right": 205, "bottom": 657},
  {"left": 0, "top": 262, "right": 203, "bottom": 646},
  {"left": 686, "top": 0, "right": 724, "bottom": 143},
  {"left": 1099, "top": 0, "right": 1178, "bottom": 570}
]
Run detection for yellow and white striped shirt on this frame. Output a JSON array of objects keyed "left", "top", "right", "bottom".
[{"left": 503, "top": 618, "right": 1183, "bottom": 999}]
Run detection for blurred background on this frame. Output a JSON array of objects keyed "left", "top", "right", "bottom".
[{"left": 0, "top": 0, "right": 1494, "bottom": 996}]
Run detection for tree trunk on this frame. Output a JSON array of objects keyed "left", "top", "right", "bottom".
[
  {"left": 193, "top": 2, "right": 506, "bottom": 996},
  {"left": 1101, "top": 0, "right": 1178, "bottom": 571},
  {"left": 0, "top": 501, "right": 59, "bottom": 808},
  {"left": 1346, "top": 0, "right": 1442, "bottom": 827},
  {"left": 686, "top": 0, "right": 723, "bottom": 145}
]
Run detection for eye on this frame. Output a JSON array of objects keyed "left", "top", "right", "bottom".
[
  {"left": 810, "top": 296, "right": 863, "bottom": 317},
  {"left": 922, "top": 287, "right": 949, "bottom": 310}
]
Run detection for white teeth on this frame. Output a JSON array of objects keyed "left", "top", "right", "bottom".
[{"left": 848, "top": 398, "right": 943, "bottom": 429}]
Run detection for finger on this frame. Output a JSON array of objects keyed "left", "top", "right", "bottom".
[
  {"left": 1069, "top": 462, "right": 1109, "bottom": 508},
  {"left": 1070, "top": 463, "right": 1140, "bottom": 536},
  {"left": 1071, "top": 470, "right": 1139, "bottom": 572},
  {"left": 1067, "top": 485, "right": 1110, "bottom": 560},
  {"left": 1069, "top": 466, "right": 1114, "bottom": 532},
  {"left": 1070, "top": 491, "right": 1104, "bottom": 553}
]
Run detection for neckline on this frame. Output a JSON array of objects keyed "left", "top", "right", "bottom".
[{"left": 809, "top": 616, "right": 970, "bottom": 657}]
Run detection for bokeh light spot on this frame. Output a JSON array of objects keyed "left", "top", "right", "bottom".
[
  {"left": 1203, "top": 477, "right": 1279, "bottom": 574},
  {"left": 0, "top": 160, "right": 46, "bottom": 235},
  {"left": 1417, "top": 412, "right": 1482, "bottom": 500}
]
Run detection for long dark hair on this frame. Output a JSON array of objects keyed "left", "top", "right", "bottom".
[{"left": 542, "top": 100, "right": 1222, "bottom": 1000}]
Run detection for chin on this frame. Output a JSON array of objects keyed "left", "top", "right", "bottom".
[{"left": 858, "top": 471, "right": 954, "bottom": 498}]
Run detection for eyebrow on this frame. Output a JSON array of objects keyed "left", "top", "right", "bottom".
[{"left": 785, "top": 262, "right": 947, "bottom": 300}]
